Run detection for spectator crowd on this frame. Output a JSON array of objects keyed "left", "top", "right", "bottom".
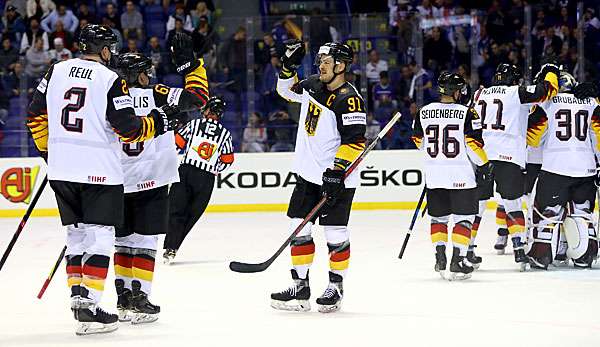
[{"left": 0, "top": 0, "right": 599, "bottom": 156}]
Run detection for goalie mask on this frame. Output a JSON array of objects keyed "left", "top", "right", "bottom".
[{"left": 558, "top": 71, "right": 577, "bottom": 93}]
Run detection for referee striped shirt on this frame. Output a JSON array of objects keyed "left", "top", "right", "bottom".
[{"left": 175, "top": 117, "right": 234, "bottom": 173}]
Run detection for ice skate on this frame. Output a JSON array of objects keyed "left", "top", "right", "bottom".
[
  {"left": 316, "top": 272, "right": 343, "bottom": 313},
  {"left": 270, "top": 269, "right": 311, "bottom": 312},
  {"left": 130, "top": 280, "right": 160, "bottom": 324},
  {"left": 434, "top": 245, "right": 447, "bottom": 279},
  {"left": 553, "top": 241, "right": 569, "bottom": 267},
  {"left": 446, "top": 248, "right": 473, "bottom": 281},
  {"left": 466, "top": 245, "right": 482, "bottom": 270},
  {"left": 74, "top": 298, "right": 118, "bottom": 336},
  {"left": 494, "top": 229, "right": 509, "bottom": 254},
  {"left": 162, "top": 249, "right": 176, "bottom": 265},
  {"left": 512, "top": 238, "right": 530, "bottom": 272},
  {"left": 115, "top": 279, "right": 133, "bottom": 322}
]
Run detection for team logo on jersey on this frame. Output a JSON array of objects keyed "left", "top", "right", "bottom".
[
  {"left": 0, "top": 166, "right": 40, "bottom": 204},
  {"left": 193, "top": 142, "right": 217, "bottom": 160},
  {"left": 305, "top": 100, "right": 323, "bottom": 136}
]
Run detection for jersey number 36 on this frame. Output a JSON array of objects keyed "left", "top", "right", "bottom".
[{"left": 425, "top": 124, "right": 460, "bottom": 158}]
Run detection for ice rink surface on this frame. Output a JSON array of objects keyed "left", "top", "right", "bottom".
[{"left": 1, "top": 210, "right": 599, "bottom": 347}]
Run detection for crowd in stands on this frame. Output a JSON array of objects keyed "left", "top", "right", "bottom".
[{"left": 0, "top": 0, "right": 599, "bottom": 156}]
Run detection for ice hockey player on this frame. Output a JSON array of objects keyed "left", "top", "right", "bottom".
[
  {"left": 270, "top": 40, "right": 366, "bottom": 313},
  {"left": 526, "top": 71, "right": 600, "bottom": 269},
  {"left": 472, "top": 63, "right": 559, "bottom": 270},
  {"left": 412, "top": 72, "right": 492, "bottom": 280},
  {"left": 26, "top": 24, "right": 182, "bottom": 335},
  {"left": 111, "top": 34, "right": 209, "bottom": 324},
  {"left": 162, "top": 96, "right": 234, "bottom": 263}
]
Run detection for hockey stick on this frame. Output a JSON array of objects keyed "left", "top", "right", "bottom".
[
  {"left": 0, "top": 175, "right": 48, "bottom": 272},
  {"left": 398, "top": 185, "right": 427, "bottom": 259},
  {"left": 229, "top": 112, "right": 403, "bottom": 273},
  {"left": 37, "top": 245, "right": 67, "bottom": 299}
]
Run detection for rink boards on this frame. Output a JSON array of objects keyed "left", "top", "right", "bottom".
[{"left": 0, "top": 150, "right": 430, "bottom": 217}]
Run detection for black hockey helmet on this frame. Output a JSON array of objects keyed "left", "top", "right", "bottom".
[
  {"left": 314, "top": 42, "right": 353, "bottom": 67},
  {"left": 116, "top": 53, "right": 155, "bottom": 87},
  {"left": 78, "top": 24, "right": 118, "bottom": 55},
  {"left": 438, "top": 72, "right": 467, "bottom": 97},
  {"left": 202, "top": 96, "right": 227, "bottom": 119},
  {"left": 492, "top": 63, "right": 521, "bottom": 86}
]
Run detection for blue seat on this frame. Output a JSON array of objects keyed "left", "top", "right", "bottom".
[
  {"left": 0, "top": 131, "right": 26, "bottom": 157},
  {"left": 143, "top": 5, "right": 165, "bottom": 21},
  {"left": 146, "top": 22, "right": 166, "bottom": 39}
]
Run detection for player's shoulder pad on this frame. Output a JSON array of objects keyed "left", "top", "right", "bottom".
[{"left": 300, "top": 74, "right": 321, "bottom": 90}]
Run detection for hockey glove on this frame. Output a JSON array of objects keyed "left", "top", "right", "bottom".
[
  {"left": 533, "top": 63, "right": 560, "bottom": 84},
  {"left": 475, "top": 162, "right": 494, "bottom": 187},
  {"left": 573, "top": 82, "right": 599, "bottom": 100},
  {"left": 171, "top": 32, "right": 200, "bottom": 75},
  {"left": 321, "top": 168, "right": 345, "bottom": 207},
  {"left": 149, "top": 105, "right": 181, "bottom": 137},
  {"left": 280, "top": 39, "right": 305, "bottom": 76}
]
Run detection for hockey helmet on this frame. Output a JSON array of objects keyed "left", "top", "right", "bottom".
[
  {"left": 203, "top": 96, "right": 227, "bottom": 119},
  {"left": 116, "top": 53, "right": 155, "bottom": 87},
  {"left": 314, "top": 42, "right": 353, "bottom": 68},
  {"left": 78, "top": 24, "right": 118, "bottom": 55},
  {"left": 492, "top": 63, "right": 521, "bottom": 86},
  {"left": 558, "top": 71, "right": 577, "bottom": 93},
  {"left": 438, "top": 72, "right": 468, "bottom": 98}
]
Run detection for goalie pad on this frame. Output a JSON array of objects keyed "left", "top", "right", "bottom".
[{"left": 563, "top": 216, "right": 598, "bottom": 260}]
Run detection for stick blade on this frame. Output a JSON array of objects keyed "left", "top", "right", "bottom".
[{"left": 229, "top": 261, "right": 267, "bottom": 273}]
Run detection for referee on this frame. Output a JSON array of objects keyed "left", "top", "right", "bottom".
[{"left": 163, "top": 96, "right": 234, "bottom": 264}]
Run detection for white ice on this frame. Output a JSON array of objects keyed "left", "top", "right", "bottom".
[{"left": 1, "top": 210, "right": 599, "bottom": 347}]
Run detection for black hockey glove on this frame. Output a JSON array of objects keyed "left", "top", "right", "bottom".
[
  {"left": 280, "top": 39, "right": 305, "bottom": 74},
  {"left": 476, "top": 162, "right": 494, "bottom": 187},
  {"left": 533, "top": 63, "right": 560, "bottom": 84},
  {"left": 573, "top": 82, "right": 599, "bottom": 100},
  {"left": 321, "top": 168, "right": 345, "bottom": 207},
  {"left": 171, "top": 32, "right": 200, "bottom": 75},
  {"left": 150, "top": 105, "right": 181, "bottom": 137}
]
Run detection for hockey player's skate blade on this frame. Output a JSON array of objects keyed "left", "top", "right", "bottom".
[
  {"left": 131, "top": 313, "right": 159, "bottom": 324},
  {"left": 270, "top": 299, "right": 310, "bottom": 312},
  {"left": 118, "top": 309, "right": 132, "bottom": 322},
  {"left": 496, "top": 249, "right": 505, "bottom": 255},
  {"left": 75, "top": 322, "right": 118, "bottom": 336},
  {"left": 519, "top": 262, "right": 530, "bottom": 272},
  {"left": 318, "top": 301, "right": 342, "bottom": 313},
  {"left": 444, "top": 272, "right": 472, "bottom": 281}
]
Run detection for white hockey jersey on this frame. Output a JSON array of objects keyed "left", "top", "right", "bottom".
[
  {"left": 40, "top": 59, "right": 131, "bottom": 184},
  {"left": 527, "top": 93, "right": 600, "bottom": 177},
  {"left": 122, "top": 86, "right": 182, "bottom": 193},
  {"left": 413, "top": 102, "right": 488, "bottom": 189},
  {"left": 277, "top": 75, "right": 367, "bottom": 188},
  {"left": 475, "top": 85, "right": 531, "bottom": 168}
]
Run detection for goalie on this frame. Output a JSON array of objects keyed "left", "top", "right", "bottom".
[{"left": 526, "top": 72, "right": 600, "bottom": 269}]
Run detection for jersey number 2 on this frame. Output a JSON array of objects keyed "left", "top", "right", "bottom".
[{"left": 61, "top": 87, "right": 86, "bottom": 132}]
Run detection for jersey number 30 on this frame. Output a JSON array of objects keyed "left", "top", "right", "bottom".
[
  {"left": 425, "top": 124, "right": 460, "bottom": 158},
  {"left": 61, "top": 87, "right": 86, "bottom": 132}
]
